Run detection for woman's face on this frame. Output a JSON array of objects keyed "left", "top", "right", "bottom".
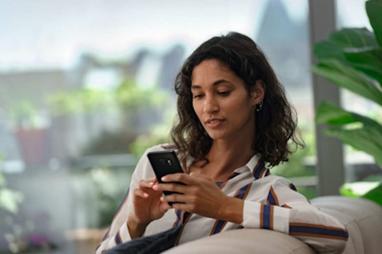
[{"left": 191, "top": 59, "right": 263, "bottom": 141}]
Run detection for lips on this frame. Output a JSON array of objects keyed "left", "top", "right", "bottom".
[{"left": 205, "top": 118, "right": 225, "bottom": 128}]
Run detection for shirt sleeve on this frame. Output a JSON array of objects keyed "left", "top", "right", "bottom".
[
  {"left": 95, "top": 147, "right": 154, "bottom": 253},
  {"left": 242, "top": 177, "right": 348, "bottom": 254}
]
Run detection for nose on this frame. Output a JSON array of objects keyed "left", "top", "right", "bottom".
[{"left": 203, "top": 94, "right": 219, "bottom": 114}]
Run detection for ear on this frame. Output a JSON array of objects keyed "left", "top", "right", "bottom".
[{"left": 250, "top": 80, "right": 265, "bottom": 106}]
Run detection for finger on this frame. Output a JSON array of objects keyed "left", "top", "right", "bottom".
[
  {"left": 171, "top": 202, "right": 193, "bottom": 213},
  {"left": 155, "top": 183, "right": 187, "bottom": 193},
  {"left": 139, "top": 179, "right": 155, "bottom": 188},
  {"left": 159, "top": 199, "right": 171, "bottom": 211},
  {"left": 161, "top": 173, "right": 197, "bottom": 185},
  {"left": 163, "top": 193, "right": 190, "bottom": 204},
  {"left": 134, "top": 188, "right": 148, "bottom": 198}
]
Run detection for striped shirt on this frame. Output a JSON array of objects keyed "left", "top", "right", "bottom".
[{"left": 96, "top": 144, "right": 348, "bottom": 253}]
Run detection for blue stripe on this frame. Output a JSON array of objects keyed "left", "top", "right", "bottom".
[
  {"left": 228, "top": 172, "right": 240, "bottom": 179},
  {"left": 211, "top": 221, "right": 227, "bottom": 235},
  {"left": 290, "top": 225, "right": 349, "bottom": 239},
  {"left": 236, "top": 183, "right": 251, "bottom": 199},
  {"left": 253, "top": 160, "right": 265, "bottom": 179},
  {"left": 267, "top": 192, "right": 275, "bottom": 205},
  {"left": 262, "top": 205, "right": 271, "bottom": 229},
  {"left": 182, "top": 212, "right": 191, "bottom": 224},
  {"left": 209, "top": 183, "right": 252, "bottom": 235},
  {"left": 173, "top": 209, "right": 182, "bottom": 226},
  {"left": 115, "top": 231, "right": 122, "bottom": 244},
  {"left": 267, "top": 190, "right": 277, "bottom": 205}
]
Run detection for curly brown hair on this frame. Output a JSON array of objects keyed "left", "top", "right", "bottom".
[{"left": 171, "top": 32, "right": 303, "bottom": 168}]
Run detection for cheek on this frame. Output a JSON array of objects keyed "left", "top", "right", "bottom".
[{"left": 192, "top": 101, "right": 202, "bottom": 118}]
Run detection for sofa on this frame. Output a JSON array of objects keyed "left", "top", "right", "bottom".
[{"left": 164, "top": 196, "right": 382, "bottom": 254}]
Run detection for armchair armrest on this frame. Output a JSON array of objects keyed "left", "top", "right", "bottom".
[{"left": 164, "top": 228, "right": 314, "bottom": 254}]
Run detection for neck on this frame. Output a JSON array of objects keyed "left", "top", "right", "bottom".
[{"left": 206, "top": 135, "right": 255, "bottom": 178}]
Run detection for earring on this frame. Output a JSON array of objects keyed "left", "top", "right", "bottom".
[{"left": 256, "top": 101, "right": 263, "bottom": 112}]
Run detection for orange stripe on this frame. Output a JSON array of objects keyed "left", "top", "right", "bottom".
[
  {"left": 282, "top": 203, "right": 291, "bottom": 209},
  {"left": 270, "top": 186, "right": 280, "bottom": 205},
  {"left": 259, "top": 204, "right": 264, "bottom": 228},
  {"left": 269, "top": 205, "right": 274, "bottom": 230}
]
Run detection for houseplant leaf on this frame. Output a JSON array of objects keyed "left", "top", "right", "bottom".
[
  {"left": 344, "top": 48, "right": 382, "bottom": 86},
  {"left": 362, "top": 183, "right": 382, "bottom": 206},
  {"left": 329, "top": 28, "right": 377, "bottom": 48},
  {"left": 366, "top": 0, "right": 382, "bottom": 47},
  {"left": 326, "top": 127, "right": 382, "bottom": 166},
  {"left": 317, "top": 102, "right": 382, "bottom": 130},
  {"left": 313, "top": 60, "right": 382, "bottom": 106},
  {"left": 317, "top": 102, "right": 382, "bottom": 167}
]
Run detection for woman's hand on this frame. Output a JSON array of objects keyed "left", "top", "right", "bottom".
[
  {"left": 154, "top": 173, "right": 243, "bottom": 223},
  {"left": 127, "top": 177, "right": 170, "bottom": 238}
]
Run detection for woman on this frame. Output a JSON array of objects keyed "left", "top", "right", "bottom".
[{"left": 96, "top": 32, "right": 348, "bottom": 254}]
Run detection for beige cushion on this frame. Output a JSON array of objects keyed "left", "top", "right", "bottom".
[
  {"left": 164, "top": 196, "right": 382, "bottom": 254},
  {"left": 165, "top": 229, "right": 314, "bottom": 254},
  {"left": 312, "top": 196, "right": 382, "bottom": 254}
]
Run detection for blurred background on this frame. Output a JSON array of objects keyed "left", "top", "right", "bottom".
[{"left": 0, "top": 0, "right": 380, "bottom": 253}]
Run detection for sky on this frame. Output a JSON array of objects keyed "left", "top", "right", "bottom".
[
  {"left": 0, "top": 0, "right": 368, "bottom": 72},
  {"left": 0, "top": 0, "right": 309, "bottom": 71}
]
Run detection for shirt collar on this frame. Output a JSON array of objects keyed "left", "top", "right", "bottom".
[
  {"left": 185, "top": 152, "right": 267, "bottom": 179},
  {"left": 234, "top": 153, "right": 267, "bottom": 179}
]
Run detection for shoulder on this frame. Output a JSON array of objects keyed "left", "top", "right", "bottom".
[{"left": 258, "top": 175, "right": 298, "bottom": 192}]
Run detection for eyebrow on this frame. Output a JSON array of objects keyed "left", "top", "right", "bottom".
[{"left": 191, "top": 79, "right": 232, "bottom": 90}]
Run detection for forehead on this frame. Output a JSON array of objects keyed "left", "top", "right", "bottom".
[{"left": 191, "top": 59, "right": 238, "bottom": 85}]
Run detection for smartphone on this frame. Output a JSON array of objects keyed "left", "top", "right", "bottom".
[{"left": 147, "top": 150, "right": 184, "bottom": 203}]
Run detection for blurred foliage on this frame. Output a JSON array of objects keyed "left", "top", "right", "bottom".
[
  {"left": 340, "top": 181, "right": 382, "bottom": 206},
  {"left": 8, "top": 101, "right": 39, "bottom": 129},
  {"left": 297, "top": 186, "right": 317, "bottom": 200},
  {"left": 271, "top": 127, "right": 317, "bottom": 199},
  {"left": 48, "top": 79, "right": 166, "bottom": 116},
  {"left": 47, "top": 89, "right": 113, "bottom": 116},
  {"left": 130, "top": 110, "right": 175, "bottom": 157},
  {"left": 48, "top": 78, "right": 169, "bottom": 156},
  {"left": 0, "top": 155, "right": 23, "bottom": 214},
  {"left": 88, "top": 167, "right": 132, "bottom": 228},
  {"left": 272, "top": 126, "right": 315, "bottom": 178},
  {"left": 81, "top": 129, "right": 138, "bottom": 155}
]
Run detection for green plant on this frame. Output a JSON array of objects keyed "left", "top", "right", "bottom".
[
  {"left": 313, "top": 0, "right": 382, "bottom": 206},
  {"left": 313, "top": 0, "right": 382, "bottom": 167},
  {"left": 0, "top": 156, "right": 23, "bottom": 214}
]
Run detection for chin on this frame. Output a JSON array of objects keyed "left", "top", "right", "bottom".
[{"left": 206, "top": 130, "right": 231, "bottom": 140}]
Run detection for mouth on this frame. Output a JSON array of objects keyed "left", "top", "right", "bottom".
[{"left": 205, "top": 118, "right": 225, "bottom": 128}]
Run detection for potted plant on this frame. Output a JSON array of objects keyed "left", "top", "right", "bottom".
[{"left": 313, "top": 0, "right": 382, "bottom": 205}]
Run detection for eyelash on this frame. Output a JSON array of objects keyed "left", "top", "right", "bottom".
[
  {"left": 218, "top": 91, "right": 230, "bottom": 96},
  {"left": 193, "top": 91, "right": 231, "bottom": 99}
]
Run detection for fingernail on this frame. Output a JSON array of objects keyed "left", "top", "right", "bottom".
[{"left": 161, "top": 176, "right": 167, "bottom": 181}]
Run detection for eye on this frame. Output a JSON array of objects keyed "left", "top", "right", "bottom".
[
  {"left": 217, "top": 90, "right": 231, "bottom": 96},
  {"left": 192, "top": 93, "right": 204, "bottom": 99}
]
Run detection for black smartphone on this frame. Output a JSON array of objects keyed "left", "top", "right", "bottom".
[{"left": 147, "top": 151, "right": 184, "bottom": 204}]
